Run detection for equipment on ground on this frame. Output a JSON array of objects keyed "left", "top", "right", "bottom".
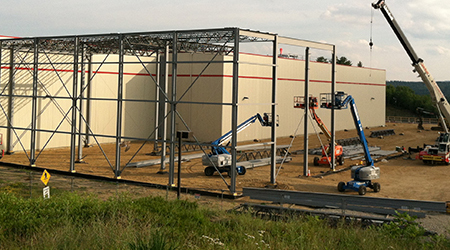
[
  {"left": 321, "top": 91, "right": 381, "bottom": 195},
  {"left": 294, "top": 96, "right": 344, "bottom": 166},
  {"left": 0, "top": 134, "right": 4, "bottom": 159},
  {"left": 202, "top": 113, "right": 274, "bottom": 176},
  {"left": 416, "top": 107, "right": 436, "bottom": 130},
  {"left": 373, "top": 0, "right": 450, "bottom": 164}
]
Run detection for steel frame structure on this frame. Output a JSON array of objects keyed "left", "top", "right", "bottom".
[{"left": 0, "top": 28, "right": 335, "bottom": 195}]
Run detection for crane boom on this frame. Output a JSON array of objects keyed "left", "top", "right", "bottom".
[
  {"left": 372, "top": 0, "right": 450, "bottom": 133},
  {"left": 210, "top": 113, "right": 271, "bottom": 155},
  {"left": 310, "top": 109, "right": 332, "bottom": 139},
  {"left": 321, "top": 91, "right": 380, "bottom": 195},
  {"left": 340, "top": 95, "right": 374, "bottom": 166}
]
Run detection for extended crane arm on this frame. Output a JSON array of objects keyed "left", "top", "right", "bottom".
[
  {"left": 372, "top": 0, "right": 450, "bottom": 133},
  {"left": 310, "top": 109, "right": 332, "bottom": 140},
  {"left": 322, "top": 92, "right": 374, "bottom": 166},
  {"left": 210, "top": 113, "right": 271, "bottom": 155},
  {"left": 344, "top": 95, "right": 374, "bottom": 166}
]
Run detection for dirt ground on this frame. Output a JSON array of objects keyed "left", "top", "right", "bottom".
[{"left": 3, "top": 122, "right": 449, "bottom": 202}]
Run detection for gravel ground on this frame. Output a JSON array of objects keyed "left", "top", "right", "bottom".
[{"left": 417, "top": 214, "right": 450, "bottom": 238}]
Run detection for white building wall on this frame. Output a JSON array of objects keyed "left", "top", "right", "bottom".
[
  {"left": 89, "top": 54, "right": 157, "bottom": 144},
  {"left": 1, "top": 49, "right": 385, "bottom": 151},
  {"left": 0, "top": 52, "right": 74, "bottom": 151},
  {"left": 220, "top": 53, "right": 386, "bottom": 143}
]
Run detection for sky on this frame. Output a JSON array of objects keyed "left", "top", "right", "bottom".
[{"left": 1, "top": 0, "right": 449, "bottom": 81}]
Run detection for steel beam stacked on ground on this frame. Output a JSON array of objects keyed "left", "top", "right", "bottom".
[{"left": 243, "top": 187, "right": 447, "bottom": 217}]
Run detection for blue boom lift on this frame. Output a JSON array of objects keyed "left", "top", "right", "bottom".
[
  {"left": 320, "top": 91, "right": 381, "bottom": 195},
  {"left": 202, "top": 113, "right": 274, "bottom": 176}
]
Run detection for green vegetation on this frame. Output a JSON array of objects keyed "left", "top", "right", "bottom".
[
  {"left": 316, "top": 56, "right": 353, "bottom": 66},
  {"left": 387, "top": 80, "right": 450, "bottom": 99},
  {"left": 0, "top": 188, "right": 449, "bottom": 250},
  {"left": 386, "top": 84, "right": 437, "bottom": 116}
]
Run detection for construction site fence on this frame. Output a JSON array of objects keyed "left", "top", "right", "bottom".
[{"left": 386, "top": 116, "right": 438, "bottom": 124}]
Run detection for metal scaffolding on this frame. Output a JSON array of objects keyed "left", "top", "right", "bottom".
[{"left": 0, "top": 28, "right": 335, "bottom": 195}]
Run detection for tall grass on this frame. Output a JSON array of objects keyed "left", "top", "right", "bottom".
[{"left": 0, "top": 191, "right": 448, "bottom": 250}]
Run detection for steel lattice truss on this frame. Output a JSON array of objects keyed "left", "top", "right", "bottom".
[
  {"left": 0, "top": 28, "right": 276, "bottom": 56},
  {"left": 0, "top": 27, "right": 334, "bottom": 195}
]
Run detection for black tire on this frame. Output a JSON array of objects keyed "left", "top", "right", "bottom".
[
  {"left": 337, "top": 182, "right": 345, "bottom": 192},
  {"left": 373, "top": 182, "right": 381, "bottom": 192},
  {"left": 204, "top": 166, "right": 215, "bottom": 176},
  {"left": 338, "top": 156, "right": 344, "bottom": 165},
  {"left": 238, "top": 166, "right": 247, "bottom": 175},
  {"left": 313, "top": 157, "right": 320, "bottom": 166},
  {"left": 358, "top": 185, "right": 366, "bottom": 195}
]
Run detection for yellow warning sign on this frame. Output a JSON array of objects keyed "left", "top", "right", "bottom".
[{"left": 41, "top": 170, "right": 51, "bottom": 186}]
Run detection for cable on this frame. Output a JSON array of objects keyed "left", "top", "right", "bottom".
[
  {"left": 275, "top": 114, "right": 304, "bottom": 179},
  {"left": 369, "top": 6, "right": 375, "bottom": 76},
  {"left": 370, "top": 6, "right": 374, "bottom": 50}
]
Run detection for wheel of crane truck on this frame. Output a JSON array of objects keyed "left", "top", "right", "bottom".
[
  {"left": 338, "top": 156, "right": 344, "bottom": 165},
  {"left": 313, "top": 157, "right": 320, "bottom": 166},
  {"left": 337, "top": 182, "right": 345, "bottom": 192},
  {"left": 238, "top": 166, "right": 247, "bottom": 175},
  {"left": 204, "top": 166, "right": 215, "bottom": 176},
  {"left": 358, "top": 185, "right": 367, "bottom": 195},
  {"left": 373, "top": 182, "right": 381, "bottom": 192}
]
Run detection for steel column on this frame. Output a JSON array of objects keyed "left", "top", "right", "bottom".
[
  {"left": 331, "top": 46, "right": 336, "bottom": 171},
  {"left": 270, "top": 36, "right": 278, "bottom": 184},
  {"left": 154, "top": 50, "right": 160, "bottom": 153},
  {"left": 115, "top": 35, "right": 125, "bottom": 178},
  {"left": 69, "top": 37, "right": 79, "bottom": 173},
  {"left": 7, "top": 47, "right": 15, "bottom": 154},
  {"left": 76, "top": 44, "right": 85, "bottom": 162},
  {"left": 230, "top": 28, "right": 240, "bottom": 194},
  {"left": 30, "top": 38, "right": 39, "bottom": 167},
  {"left": 159, "top": 44, "right": 169, "bottom": 173},
  {"left": 168, "top": 32, "right": 178, "bottom": 186},
  {"left": 303, "top": 47, "right": 310, "bottom": 176},
  {"left": 84, "top": 54, "right": 92, "bottom": 147}
]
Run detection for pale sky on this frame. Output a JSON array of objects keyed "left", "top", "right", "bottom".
[{"left": 1, "top": 0, "right": 449, "bottom": 81}]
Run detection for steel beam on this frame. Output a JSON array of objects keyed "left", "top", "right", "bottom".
[
  {"left": 115, "top": 35, "right": 124, "bottom": 178},
  {"left": 30, "top": 38, "right": 39, "bottom": 167},
  {"left": 270, "top": 36, "right": 278, "bottom": 184},
  {"left": 69, "top": 37, "right": 79, "bottom": 173},
  {"left": 278, "top": 36, "right": 334, "bottom": 51},
  {"left": 7, "top": 47, "right": 15, "bottom": 154},
  {"left": 243, "top": 188, "right": 447, "bottom": 215},
  {"left": 76, "top": 43, "right": 85, "bottom": 162},
  {"left": 154, "top": 51, "right": 160, "bottom": 152},
  {"left": 303, "top": 47, "right": 310, "bottom": 176},
  {"left": 168, "top": 32, "right": 178, "bottom": 186},
  {"left": 158, "top": 43, "right": 169, "bottom": 173},
  {"left": 84, "top": 54, "right": 92, "bottom": 147},
  {"left": 230, "top": 28, "right": 240, "bottom": 195},
  {"left": 331, "top": 46, "right": 337, "bottom": 171}
]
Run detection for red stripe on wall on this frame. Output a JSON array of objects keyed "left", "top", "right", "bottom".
[{"left": 0, "top": 66, "right": 385, "bottom": 86}]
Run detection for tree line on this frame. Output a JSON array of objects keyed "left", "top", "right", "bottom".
[
  {"left": 386, "top": 84, "right": 438, "bottom": 116},
  {"left": 316, "top": 56, "right": 363, "bottom": 67},
  {"left": 314, "top": 57, "right": 446, "bottom": 117}
]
